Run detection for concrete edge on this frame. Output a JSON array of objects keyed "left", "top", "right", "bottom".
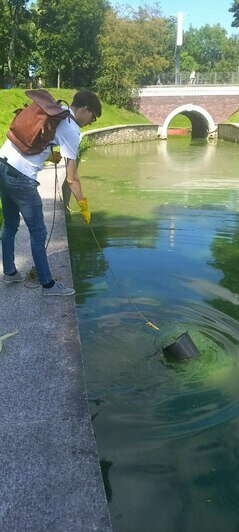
[{"left": 0, "top": 162, "right": 113, "bottom": 532}]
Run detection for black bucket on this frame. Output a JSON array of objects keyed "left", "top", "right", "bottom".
[{"left": 163, "top": 332, "right": 199, "bottom": 361}]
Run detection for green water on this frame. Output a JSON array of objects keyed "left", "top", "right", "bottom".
[{"left": 67, "top": 137, "right": 239, "bottom": 532}]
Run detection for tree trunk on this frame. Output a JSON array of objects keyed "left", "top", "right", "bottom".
[
  {"left": 57, "top": 68, "right": 61, "bottom": 89},
  {"left": 0, "top": 65, "right": 4, "bottom": 88},
  {"left": 7, "top": 1, "right": 20, "bottom": 87},
  {"left": 7, "top": 24, "right": 17, "bottom": 86}
]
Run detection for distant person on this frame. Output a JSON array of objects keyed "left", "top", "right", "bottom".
[
  {"left": 37, "top": 77, "right": 43, "bottom": 88},
  {"left": 189, "top": 70, "right": 196, "bottom": 84},
  {"left": 156, "top": 75, "right": 161, "bottom": 85}
]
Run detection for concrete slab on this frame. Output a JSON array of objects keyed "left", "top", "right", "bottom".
[{"left": 0, "top": 163, "right": 112, "bottom": 531}]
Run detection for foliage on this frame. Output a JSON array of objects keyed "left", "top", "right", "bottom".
[
  {"left": 31, "top": 0, "right": 110, "bottom": 88},
  {"left": 0, "top": 0, "right": 32, "bottom": 86},
  {"left": 179, "top": 51, "right": 198, "bottom": 73},
  {"left": 182, "top": 24, "right": 231, "bottom": 72},
  {"left": 0, "top": 1, "right": 9, "bottom": 82},
  {"left": 229, "top": 0, "right": 239, "bottom": 27},
  {"left": 78, "top": 136, "right": 95, "bottom": 158},
  {"left": 0, "top": 2, "right": 239, "bottom": 108},
  {"left": 96, "top": 5, "right": 175, "bottom": 108},
  {"left": 215, "top": 34, "right": 239, "bottom": 72}
]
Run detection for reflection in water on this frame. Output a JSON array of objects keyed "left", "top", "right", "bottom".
[
  {"left": 156, "top": 138, "right": 216, "bottom": 174},
  {"left": 67, "top": 138, "right": 239, "bottom": 532}
]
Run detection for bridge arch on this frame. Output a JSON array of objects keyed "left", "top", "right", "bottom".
[{"left": 158, "top": 104, "right": 217, "bottom": 140}]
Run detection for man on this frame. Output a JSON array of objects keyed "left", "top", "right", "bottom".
[
  {"left": 189, "top": 70, "right": 196, "bottom": 85},
  {"left": 0, "top": 89, "right": 102, "bottom": 296}
]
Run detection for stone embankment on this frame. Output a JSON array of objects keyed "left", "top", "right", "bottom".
[
  {"left": 82, "top": 124, "right": 158, "bottom": 144},
  {"left": 218, "top": 123, "right": 239, "bottom": 142},
  {"left": 82, "top": 122, "right": 239, "bottom": 145}
]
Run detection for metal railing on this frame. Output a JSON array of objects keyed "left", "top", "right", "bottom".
[{"left": 157, "top": 71, "right": 239, "bottom": 86}]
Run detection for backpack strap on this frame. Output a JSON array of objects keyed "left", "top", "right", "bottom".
[
  {"left": 25, "top": 90, "right": 78, "bottom": 124},
  {"left": 25, "top": 89, "right": 69, "bottom": 116}
]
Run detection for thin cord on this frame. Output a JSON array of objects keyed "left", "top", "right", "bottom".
[
  {"left": 24, "top": 162, "right": 160, "bottom": 332},
  {"left": 24, "top": 163, "right": 58, "bottom": 288},
  {"left": 45, "top": 162, "right": 57, "bottom": 250},
  {"left": 88, "top": 224, "right": 160, "bottom": 332}
]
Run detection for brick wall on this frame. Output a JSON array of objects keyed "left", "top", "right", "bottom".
[{"left": 139, "top": 95, "right": 239, "bottom": 123}]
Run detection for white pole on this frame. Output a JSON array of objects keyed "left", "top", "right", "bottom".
[{"left": 175, "top": 12, "right": 184, "bottom": 84}]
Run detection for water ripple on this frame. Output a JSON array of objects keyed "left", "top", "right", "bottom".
[
  {"left": 147, "top": 301, "right": 239, "bottom": 438},
  {"left": 87, "top": 301, "right": 239, "bottom": 440}
]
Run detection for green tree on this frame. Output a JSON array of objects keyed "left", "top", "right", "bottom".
[
  {"left": 0, "top": 0, "right": 31, "bottom": 86},
  {"left": 96, "top": 5, "right": 175, "bottom": 108},
  {"left": 183, "top": 24, "right": 230, "bottom": 72},
  {"left": 0, "top": 1, "right": 9, "bottom": 85},
  {"left": 215, "top": 35, "right": 239, "bottom": 73},
  {"left": 96, "top": 10, "right": 135, "bottom": 108},
  {"left": 229, "top": 0, "right": 239, "bottom": 27},
  {"left": 32, "top": 0, "right": 110, "bottom": 87},
  {"left": 179, "top": 51, "right": 198, "bottom": 73}
]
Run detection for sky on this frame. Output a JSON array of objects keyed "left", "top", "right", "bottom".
[{"left": 110, "top": 0, "right": 238, "bottom": 36}]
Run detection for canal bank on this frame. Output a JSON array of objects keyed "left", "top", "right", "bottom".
[
  {"left": 81, "top": 122, "right": 239, "bottom": 146},
  {"left": 218, "top": 122, "right": 239, "bottom": 142},
  {"left": 0, "top": 162, "right": 112, "bottom": 531}
]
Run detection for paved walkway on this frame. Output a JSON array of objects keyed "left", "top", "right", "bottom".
[{"left": 0, "top": 163, "right": 112, "bottom": 531}]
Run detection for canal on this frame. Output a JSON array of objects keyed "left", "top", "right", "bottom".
[{"left": 67, "top": 137, "right": 239, "bottom": 532}]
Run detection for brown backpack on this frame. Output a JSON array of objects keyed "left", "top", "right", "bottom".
[{"left": 7, "top": 89, "right": 77, "bottom": 155}]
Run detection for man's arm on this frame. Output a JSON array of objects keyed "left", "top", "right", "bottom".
[
  {"left": 66, "top": 158, "right": 91, "bottom": 223},
  {"left": 66, "top": 159, "right": 84, "bottom": 201}
]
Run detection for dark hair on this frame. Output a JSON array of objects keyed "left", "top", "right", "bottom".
[{"left": 72, "top": 89, "right": 102, "bottom": 117}]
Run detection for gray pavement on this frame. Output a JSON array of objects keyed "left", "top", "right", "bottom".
[{"left": 0, "top": 163, "right": 112, "bottom": 531}]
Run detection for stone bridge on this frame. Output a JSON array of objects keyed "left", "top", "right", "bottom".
[{"left": 139, "top": 85, "right": 239, "bottom": 139}]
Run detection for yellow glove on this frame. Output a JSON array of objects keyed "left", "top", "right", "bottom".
[
  {"left": 47, "top": 151, "right": 62, "bottom": 164},
  {"left": 77, "top": 198, "right": 91, "bottom": 224}
]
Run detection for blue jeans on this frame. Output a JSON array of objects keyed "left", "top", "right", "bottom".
[{"left": 0, "top": 161, "right": 53, "bottom": 285}]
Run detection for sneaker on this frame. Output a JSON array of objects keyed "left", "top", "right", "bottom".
[
  {"left": 3, "top": 271, "right": 25, "bottom": 283},
  {"left": 42, "top": 281, "right": 75, "bottom": 297}
]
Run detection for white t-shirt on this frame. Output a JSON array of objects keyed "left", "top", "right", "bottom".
[{"left": 0, "top": 108, "right": 80, "bottom": 180}]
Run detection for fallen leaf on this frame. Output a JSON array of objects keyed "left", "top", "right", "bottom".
[{"left": 0, "top": 331, "right": 18, "bottom": 352}]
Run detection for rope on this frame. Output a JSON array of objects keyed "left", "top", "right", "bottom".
[
  {"left": 24, "top": 158, "right": 160, "bottom": 333},
  {"left": 88, "top": 224, "right": 160, "bottom": 332},
  {"left": 45, "top": 162, "right": 58, "bottom": 250},
  {"left": 24, "top": 162, "right": 58, "bottom": 288}
]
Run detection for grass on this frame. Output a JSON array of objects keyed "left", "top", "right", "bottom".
[
  {"left": 0, "top": 88, "right": 150, "bottom": 146},
  {"left": 225, "top": 110, "right": 239, "bottom": 123},
  {"left": 169, "top": 114, "right": 191, "bottom": 127}
]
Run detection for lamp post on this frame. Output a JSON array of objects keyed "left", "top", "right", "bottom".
[{"left": 175, "top": 12, "right": 183, "bottom": 85}]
